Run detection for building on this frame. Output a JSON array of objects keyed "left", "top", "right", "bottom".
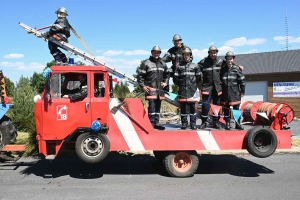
[{"left": 232, "top": 49, "right": 300, "bottom": 117}]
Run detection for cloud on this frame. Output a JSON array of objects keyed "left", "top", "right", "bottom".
[
  {"left": 123, "top": 50, "right": 149, "bottom": 56},
  {"left": 218, "top": 46, "right": 234, "bottom": 55},
  {"left": 0, "top": 61, "right": 24, "bottom": 67},
  {"left": 102, "top": 50, "right": 124, "bottom": 56},
  {"left": 225, "top": 37, "right": 267, "bottom": 46},
  {"left": 208, "top": 42, "right": 214, "bottom": 45},
  {"left": 273, "top": 36, "right": 300, "bottom": 44},
  {"left": 193, "top": 46, "right": 234, "bottom": 59},
  {"left": 16, "top": 62, "right": 45, "bottom": 71},
  {"left": 95, "top": 56, "right": 141, "bottom": 69},
  {"left": 0, "top": 61, "right": 44, "bottom": 71},
  {"left": 3, "top": 54, "right": 24, "bottom": 58}
]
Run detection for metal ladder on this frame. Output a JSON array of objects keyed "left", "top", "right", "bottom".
[
  {"left": 19, "top": 22, "right": 137, "bottom": 85},
  {"left": 19, "top": 22, "right": 180, "bottom": 107}
]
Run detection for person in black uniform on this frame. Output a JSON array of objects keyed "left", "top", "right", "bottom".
[
  {"left": 220, "top": 51, "right": 246, "bottom": 130},
  {"left": 174, "top": 48, "right": 202, "bottom": 130},
  {"left": 137, "top": 46, "right": 169, "bottom": 130},
  {"left": 62, "top": 73, "right": 88, "bottom": 101},
  {"left": 162, "top": 34, "right": 192, "bottom": 88},
  {"left": 39, "top": 7, "right": 71, "bottom": 64}
]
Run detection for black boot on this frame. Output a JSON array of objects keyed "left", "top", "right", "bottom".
[
  {"left": 213, "top": 119, "right": 221, "bottom": 129},
  {"left": 181, "top": 124, "right": 187, "bottom": 130},
  {"left": 190, "top": 124, "right": 197, "bottom": 130},
  {"left": 154, "top": 124, "right": 165, "bottom": 130},
  {"left": 235, "top": 120, "right": 244, "bottom": 130},
  {"left": 199, "top": 117, "right": 207, "bottom": 129},
  {"left": 225, "top": 119, "right": 231, "bottom": 130}
]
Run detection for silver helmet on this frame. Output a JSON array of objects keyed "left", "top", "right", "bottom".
[
  {"left": 151, "top": 45, "right": 161, "bottom": 52},
  {"left": 225, "top": 51, "right": 235, "bottom": 59},
  {"left": 55, "top": 7, "right": 68, "bottom": 16},
  {"left": 172, "top": 34, "right": 182, "bottom": 41},
  {"left": 208, "top": 45, "right": 219, "bottom": 53}
]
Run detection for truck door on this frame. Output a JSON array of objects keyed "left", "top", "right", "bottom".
[
  {"left": 90, "top": 72, "right": 109, "bottom": 126},
  {"left": 42, "top": 72, "right": 92, "bottom": 140}
]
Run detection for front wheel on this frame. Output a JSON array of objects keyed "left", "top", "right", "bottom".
[
  {"left": 75, "top": 132, "right": 110, "bottom": 164},
  {"left": 163, "top": 151, "right": 199, "bottom": 178}
]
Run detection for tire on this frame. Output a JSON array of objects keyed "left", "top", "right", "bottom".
[
  {"left": 75, "top": 132, "right": 110, "bottom": 164},
  {"left": 246, "top": 126, "right": 277, "bottom": 158},
  {"left": 163, "top": 151, "right": 199, "bottom": 178},
  {"left": 153, "top": 151, "right": 165, "bottom": 162}
]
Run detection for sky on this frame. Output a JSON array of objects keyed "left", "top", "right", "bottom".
[{"left": 1, "top": 0, "right": 300, "bottom": 84}]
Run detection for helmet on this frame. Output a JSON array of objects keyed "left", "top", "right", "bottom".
[
  {"left": 172, "top": 34, "right": 182, "bottom": 41},
  {"left": 208, "top": 46, "right": 218, "bottom": 53},
  {"left": 182, "top": 48, "right": 192, "bottom": 55},
  {"left": 55, "top": 7, "right": 68, "bottom": 16},
  {"left": 151, "top": 45, "right": 161, "bottom": 52},
  {"left": 225, "top": 51, "right": 235, "bottom": 59}
]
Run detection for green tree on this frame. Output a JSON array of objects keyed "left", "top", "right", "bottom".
[
  {"left": 132, "top": 60, "right": 144, "bottom": 93},
  {"left": 30, "top": 72, "right": 45, "bottom": 94},
  {"left": 9, "top": 76, "right": 37, "bottom": 132},
  {"left": 171, "top": 84, "right": 179, "bottom": 94},
  {"left": 114, "top": 81, "right": 130, "bottom": 98},
  {"left": 4, "top": 77, "right": 15, "bottom": 97},
  {"left": 46, "top": 60, "right": 56, "bottom": 69}
]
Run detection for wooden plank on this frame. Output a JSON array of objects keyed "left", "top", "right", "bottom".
[{"left": 1, "top": 144, "right": 26, "bottom": 152}]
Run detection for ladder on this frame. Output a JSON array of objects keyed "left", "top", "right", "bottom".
[
  {"left": 19, "top": 22, "right": 180, "bottom": 107},
  {"left": 19, "top": 22, "right": 137, "bottom": 85}
]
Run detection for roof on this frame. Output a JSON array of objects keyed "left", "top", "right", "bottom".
[
  {"left": 220, "top": 49, "right": 300, "bottom": 75},
  {"left": 51, "top": 65, "right": 107, "bottom": 72}
]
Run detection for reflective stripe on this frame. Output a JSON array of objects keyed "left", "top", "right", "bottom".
[
  {"left": 148, "top": 113, "right": 156, "bottom": 115},
  {"left": 148, "top": 67, "right": 165, "bottom": 72},
  {"left": 203, "top": 67, "right": 221, "bottom": 71},
  {"left": 201, "top": 115, "right": 208, "bottom": 118},
  {"left": 178, "top": 72, "right": 196, "bottom": 76},
  {"left": 190, "top": 113, "right": 197, "bottom": 115},
  {"left": 197, "top": 130, "right": 220, "bottom": 150},
  {"left": 181, "top": 114, "right": 187, "bottom": 116},
  {"left": 138, "top": 69, "right": 146, "bottom": 74},
  {"left": 109, "top": 99, "right": 145, "bottom": 151}
]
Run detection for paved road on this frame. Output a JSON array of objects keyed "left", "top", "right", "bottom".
[{"left": 1, "top": 153, "right": 300, "bottom": 200}]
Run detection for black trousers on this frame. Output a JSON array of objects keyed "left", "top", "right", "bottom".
[
  {"left": 48, "top": 41, "right": 67, "bottom": 63},
  {"left": 223, "top": 104, "right": 240, "bottom": 120},
  {"left": 201, "top": 88, "right": 221, "bottom": 120},
  {"left": 180, "top": 102, "right": 196, "bottom": 125},
  {"left": 148, "top": 99, "right": 162, "bottom": 125}
]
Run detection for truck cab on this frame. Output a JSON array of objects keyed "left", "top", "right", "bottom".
[{"left": 34, "top": 65, "right": 111, "bottom": 163}]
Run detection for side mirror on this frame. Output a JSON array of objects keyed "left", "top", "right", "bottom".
[{"left": 46, "top": 74, "right": 51, "bottom": 93}]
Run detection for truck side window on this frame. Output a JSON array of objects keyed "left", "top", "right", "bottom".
[
  {"left": 94, "top": 74, "right": 105, "bottom": 97},
  {"left": 50, "top": 73, "right": 62, "bottom": 98}
]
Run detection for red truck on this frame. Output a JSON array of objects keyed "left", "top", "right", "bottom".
[{"left": 31, "top": 65, "right": 292, "bottom": 177}]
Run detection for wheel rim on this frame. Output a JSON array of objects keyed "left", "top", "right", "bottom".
[
  {"left": 253, "top": 132, "right": 272, "bottom": 152},
  {"left": 81, "top": 136, "right": 103, "bottom": 157},
  {"left": 172, "top": 152, "right": 192, "bottom": 173}
]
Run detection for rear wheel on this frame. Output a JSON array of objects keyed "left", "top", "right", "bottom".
[
  {"left": 246, "top": 126, "right": 277, "bottom": 158},
  {"left": 75, "top": 132, "right": 110, "bottom": 164},
  {"left": 163, "top": 151, "right": 199, "bottom": 178}
]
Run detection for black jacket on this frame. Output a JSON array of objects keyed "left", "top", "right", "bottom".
[
  {"left": 173, "top": 60, "right": 202, "bottom": 102},
  {"left": 137, "top": 56, "right": 168, "bottom": 100},
  {"left": 67, "top": 81, "right": 88, "bottom": 101},
  {"left": 49, "top": 17, "right": 71, "bottom": 42},
  {"left": 220, "top": 65, "right": 246, "bottom": 105},
  {"left": 162, "top": 43, "right": 193, "bottom": 78},
  {"left": 198, "top": 56, "right": 224, "bottom": 95}
]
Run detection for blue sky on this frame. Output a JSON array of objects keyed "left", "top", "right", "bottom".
[{"left": 1, "top": 0, "right": 300, "bottom": 84}]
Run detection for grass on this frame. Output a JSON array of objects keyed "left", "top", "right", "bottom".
[
  {"left": 292, "top": 138, "right": 300, "bottom": 147},
  {"left": 15, "top": 131, "right": 29, "bottom": 144}
]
